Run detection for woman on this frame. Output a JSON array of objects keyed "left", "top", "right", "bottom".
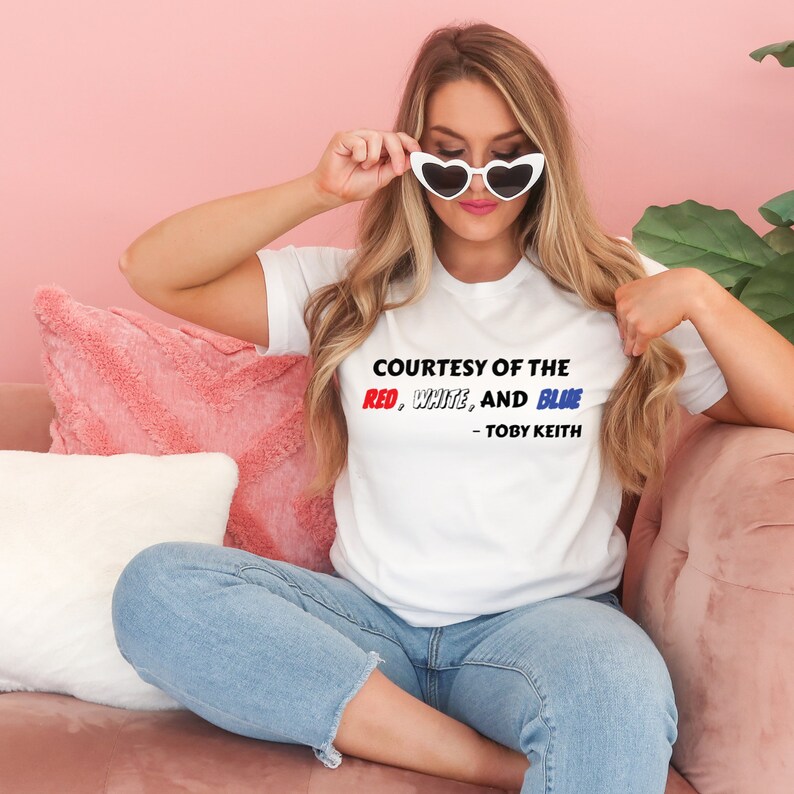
[{"left": 111, "top": 22, "right": 740, "bottom": 793}]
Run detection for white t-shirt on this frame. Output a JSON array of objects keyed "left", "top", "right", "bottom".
[{"left": 254, "top": 241, "right": 728, "bottom": 627}]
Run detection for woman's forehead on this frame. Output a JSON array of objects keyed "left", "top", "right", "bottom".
[
  {"left": 425, "top": 123, "right": 527, "bottom": 143},
  {"left": 423, "top": 80, "right": 519, "bottom": 135}
]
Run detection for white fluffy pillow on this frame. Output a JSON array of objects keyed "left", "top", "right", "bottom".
[{"left": 0, "top": 450, "right": 239, "bottom": 710}]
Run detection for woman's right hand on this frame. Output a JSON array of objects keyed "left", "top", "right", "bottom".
[{"left": 310, "top": 129, "right": 422, "bottom": 206}]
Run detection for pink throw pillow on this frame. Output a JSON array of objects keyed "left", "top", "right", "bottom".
[{"left": 32, "top": 284, "right": 336, "bottom": 571}]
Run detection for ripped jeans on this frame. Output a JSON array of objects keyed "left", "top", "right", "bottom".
[{"left": 111, "top": 541, "right": 678, "bottom": 794}]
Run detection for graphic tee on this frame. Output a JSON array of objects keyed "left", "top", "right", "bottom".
[{"left": 254, "top": 241, "right": 728, "bottom": 627}]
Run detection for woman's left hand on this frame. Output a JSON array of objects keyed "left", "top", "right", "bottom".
[{"left": 614, "top": 268, "right": 703, "bottom": 357}]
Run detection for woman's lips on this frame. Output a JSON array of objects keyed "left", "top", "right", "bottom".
[{"left": 460, "top": 201, "right": 498, "bottom": 215}]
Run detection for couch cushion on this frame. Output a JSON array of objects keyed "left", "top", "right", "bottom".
[
  {"left": 0, "top": 691, "right": 510, "bottom": 793},
  {"left": 0, "top": 449, "right": 237, "bottom": 709},
  {"left": 32, "top": 284, "right": 336, "bottom": 569}
]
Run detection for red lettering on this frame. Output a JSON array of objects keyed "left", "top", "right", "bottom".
[{"left": 362, "top": 388, "right": 398, "bottom": 409}]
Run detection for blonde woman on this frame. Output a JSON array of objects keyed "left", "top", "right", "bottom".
[{"left": 111, "top": 22, "right": 752, "bottom": 793}]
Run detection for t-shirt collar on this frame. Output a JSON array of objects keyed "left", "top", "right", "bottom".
[{"left": 432, "top": 247, "right": 535, "bottom": 298}]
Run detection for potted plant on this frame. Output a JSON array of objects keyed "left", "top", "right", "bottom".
[{"left": 630, "top": 39, "right": 794, "bottom": 343}]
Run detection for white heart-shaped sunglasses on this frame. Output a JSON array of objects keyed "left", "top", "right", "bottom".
[{"left": 409, "top": 151, "right": 545, "bottom": 201}]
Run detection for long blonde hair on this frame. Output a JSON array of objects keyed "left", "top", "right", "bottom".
[{"left": 301, "top": 22, "right": 685, "bottom": 500}]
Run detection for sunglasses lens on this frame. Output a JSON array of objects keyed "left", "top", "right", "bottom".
[
  {"left": 487, "top": 164, "right": 536, "bottom": 199},
  {"left": 422, "top": 163, "right": 467, "bottom": 198}
]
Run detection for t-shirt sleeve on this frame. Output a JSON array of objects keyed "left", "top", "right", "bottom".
[
  {"left": 619, "top": 237, "right": 729, "bottom": 415},
  {"left": 254, "top": 244, "right": 355, "bottom": 357}
]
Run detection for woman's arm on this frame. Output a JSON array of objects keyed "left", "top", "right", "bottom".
[
  {"left": 119, "top": 173, "right": 343, "bottom": 293},
  {"left": 685, "top": 269, "right": 794, "bottom": 433}
]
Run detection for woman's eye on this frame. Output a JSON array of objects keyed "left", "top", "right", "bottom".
[{"left": 437, "top": 148, "right": 521, "bottom": 160}]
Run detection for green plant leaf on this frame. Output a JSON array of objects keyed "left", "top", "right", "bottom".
[
  {"left": 763, "top": 226, "right": 794, "bottom": 254},
  {"left": 730, "top": 275, "right": 753, "bottom": 299},
  {"left": 631, "top": 200, "right": 778, "bottom": 288},
  {"left": 769, "top": 312, "right": 794, "bottom": 342},
  {"left": 738, "top": 253, "right": 794, "bottom": 334},
  {"left": 749, "top": 40, "right": 794, "bottom": 67},
  {"left": 759, "top": 190, "right": 794, "bottom": 227}
]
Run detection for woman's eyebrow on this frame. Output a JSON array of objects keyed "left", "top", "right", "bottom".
[{"left": 428, "top": 125, "right": 526, "bottom": 142}]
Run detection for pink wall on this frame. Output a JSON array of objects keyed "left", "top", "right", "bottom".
[{"left": 2, "top": 1, "right": 792, "bottom": 383}]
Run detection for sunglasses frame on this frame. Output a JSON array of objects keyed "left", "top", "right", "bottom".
[{"left": 409, "top": 151, "right": 546, "bottom": 201}]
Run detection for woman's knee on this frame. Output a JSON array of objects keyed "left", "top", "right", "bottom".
[
  {"left": 111, "top": 542, "right": 211, "bottom": 656},
  {"left": 554, "top": 601, "right": 679, "bottom": 741},
  {"left": 506, "top": 604, "right": 679, "bottom": 748},
  {"left": 582, "top": 632, "right": 679, "bottom": 746},
  {"left": 113, "top": 542, "right": 192, "bottom": 606}
]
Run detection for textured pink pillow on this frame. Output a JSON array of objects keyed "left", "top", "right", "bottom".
[{"left": 32, "top": 284, "right": 336, "bottom": 571}]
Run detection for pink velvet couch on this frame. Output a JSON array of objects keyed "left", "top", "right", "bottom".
[{"left": 1, "top": 381, "right": 792, "bottom": 794}]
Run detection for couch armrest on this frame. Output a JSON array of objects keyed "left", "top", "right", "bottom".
[
  {"left": 0, "top": 383, "right": 55, "bottom": 452},
  {"left": 624, "top": 413, "right": 794, "bottom": 794}
]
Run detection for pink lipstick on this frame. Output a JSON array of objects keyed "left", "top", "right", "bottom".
[{"left": 460, "top": 200, "right": 498, "bottom": 215}]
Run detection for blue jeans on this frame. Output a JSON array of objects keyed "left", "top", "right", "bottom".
[{"left": 111, "top": 541, "right": 678, "bottom": 793}]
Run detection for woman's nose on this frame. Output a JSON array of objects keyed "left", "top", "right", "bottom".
[{"left": 469, "top": 171, "right": 487, "bottom": 192}]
